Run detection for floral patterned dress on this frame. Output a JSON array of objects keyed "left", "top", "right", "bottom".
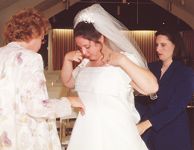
[{"left": 0, "top": 42, "right": 71, "bottom": 150}]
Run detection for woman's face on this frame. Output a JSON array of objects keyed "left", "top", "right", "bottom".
[
  {"left": 75, "top": 36, "right": 102, "bottom": 61},
  {"left": 155, "top": 35, "right": 175, "bottom": 63}
]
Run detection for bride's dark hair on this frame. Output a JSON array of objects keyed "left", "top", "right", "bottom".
[
  {"left": 74, "top": 21, "right": 102, "bottom": 42},
  {"left": 155, "top": 27, "right": 192, "bottom": 66}
]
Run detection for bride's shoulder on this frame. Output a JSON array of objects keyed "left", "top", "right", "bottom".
[{"left": 120, "top": 51, "right": 140, "bottom": 65}]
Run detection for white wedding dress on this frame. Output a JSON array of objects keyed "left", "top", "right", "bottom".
[{"left": 67, "top": 53, "right": 148, "bottom": 150}]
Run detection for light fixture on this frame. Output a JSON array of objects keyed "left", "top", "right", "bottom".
[
  {"left": 136, "top": 0, "right": 139, "bottom": 24},
  {"left": 117, "top": 5, "right": 120, "bottom": 16},
  {"left": 122, "top": 0, "right": 127, "bottom": 3},
  {"left": 62, "top": 0, "right": 69, "bottom": 10},
  {"left": 168, "top": 0, "right": 174, "bottom": 12},
  {"left": 180, "top": 0, "right": 185, "bottom": 5}
]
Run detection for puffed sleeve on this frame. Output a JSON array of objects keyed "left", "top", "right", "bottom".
[{"left": 15, "top": 52, "right": 72, "bottom": 119}]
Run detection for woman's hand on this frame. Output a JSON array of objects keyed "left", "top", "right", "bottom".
[
  {"left": 137, "top": 120, "right": 152, "bottom": 135},
  {"left": 65, "top": 50, "right": 83, "bottom": 63},
  {"left": 61, "top": 50, "right": 82, "bottom": 88},
  {"left": 67, "top": 96, "right": 85, "bottom": 115}
]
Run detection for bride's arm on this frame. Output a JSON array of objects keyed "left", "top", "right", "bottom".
[
  {"left": 108, "top": 52, "right": 158, "bottom": 95},
  {"left": 61, "top": 50, "right": 81, "bottom": 88}
]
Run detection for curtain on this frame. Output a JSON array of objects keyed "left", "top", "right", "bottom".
[{"left": 52, "top": 29, "right": 75, "bottom": 70}]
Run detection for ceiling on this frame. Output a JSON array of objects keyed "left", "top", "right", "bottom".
[
  {"left": 0, "top": 0, "right": 17, "bottom": 10},
  {"left": 152, "top": 0, "right": 194, "bottom": 31},
  {"left": 49, "top": 0, "right": 192, "bottom": 31},
  {"left": 0, "top": 0, "right": 194, "bottom": 45}
]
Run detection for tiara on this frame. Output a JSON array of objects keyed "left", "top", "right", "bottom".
[{"left": 74, "top": 10, "right": 95, "bottom": 27}]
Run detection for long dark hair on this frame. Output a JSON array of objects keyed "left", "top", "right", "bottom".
[{"left": 155, "top": 27, "right": 191, "bottom": 66}]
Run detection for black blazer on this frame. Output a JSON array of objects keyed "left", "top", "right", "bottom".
[{"left": 136, "top": 60, "right": 193, "bottom": 150}]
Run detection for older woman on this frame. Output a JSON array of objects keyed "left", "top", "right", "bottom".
[{"left": 0, "top": 8, "right": 84, "bottom": 150}]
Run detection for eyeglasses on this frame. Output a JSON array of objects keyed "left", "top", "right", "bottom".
[
  {"left": 41, "top": 39, "right": 46, "bottom": 44},
  {"left": 41, "top": 34, "right": 46, "bottom": 44}
]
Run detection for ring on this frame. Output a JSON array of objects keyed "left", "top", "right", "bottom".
[{"left": 107, "top": 53, "right": 111, "bottom": 62}]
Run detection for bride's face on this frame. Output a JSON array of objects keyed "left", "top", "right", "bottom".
[{"left": 75, "top": 36, "right": 102, "bottom": 61}]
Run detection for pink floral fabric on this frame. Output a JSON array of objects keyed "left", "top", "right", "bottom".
[{"left": 0, "top": 42, "right": 71, "bottom": 150}]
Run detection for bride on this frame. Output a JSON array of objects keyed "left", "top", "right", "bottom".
[{"left": 61, "top": 4, "right": 158, "bottom": 150}]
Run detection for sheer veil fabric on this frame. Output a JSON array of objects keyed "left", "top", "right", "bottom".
[{"left": 74, "top": 4, "right": 147, "bottom": 68}]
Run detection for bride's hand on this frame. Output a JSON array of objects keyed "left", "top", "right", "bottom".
[
  {"left": 65, "top": 50, "right": 83, "bottom": 63},
  {"left": 67, "top": 96, "right": 85, "bottom": 115}
]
